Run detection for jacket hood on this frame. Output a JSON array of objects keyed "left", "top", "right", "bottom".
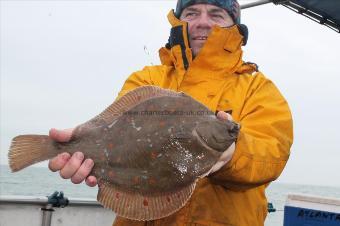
[{"left": 159, "top": 10, "right": 256, "bottom": 76}]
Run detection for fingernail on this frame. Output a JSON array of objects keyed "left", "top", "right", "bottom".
[
  {"left": 75, "top": 152, "right": 84, "bottom": 160},
  {"left": 60, "top": 153, "right": 70, "bottom": 161},
  {"left": 85, "top": 159, "right": 94, "bottom": 167},
  {"left": 90, "top": 178, "right": 97, "bottom": 186}
]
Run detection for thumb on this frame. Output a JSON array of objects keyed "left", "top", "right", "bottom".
[
  {"left": 216, "top": 111, "right": 233, "bottom": 121},
  {"left": 49, "top": 128, "right": 74, "bottom": 142}
]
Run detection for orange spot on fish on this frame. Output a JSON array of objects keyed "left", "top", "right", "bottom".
[
  {"left": 115, "top": 193, "right": 120, "bottom": 199},
  {"left": 143, "top": 199, "right": 149, "bottom": 206},
  {"left": 159, "top": 121, "right": 166, "bottom": 127},
  {"left": 108, "top": 171, "right": 115, "bottom": 178},
  {"left": 108, "top": 143, "right": 114, "bottom": 149},
  {"left": 133, "top": 176, "right": 140, "bottom": 184},
  {"left": 150, "top": 152, "right": 157, "bottom": 159},
  {"left": 148, "top": 178, "right": 156, "bottom": 185}
]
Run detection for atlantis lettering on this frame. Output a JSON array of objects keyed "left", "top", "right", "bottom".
[{"left": 297, "top": 209, "right": 340, "bottom": 221}]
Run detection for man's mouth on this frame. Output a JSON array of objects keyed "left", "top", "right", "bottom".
[{"left": 193, "top": 36, "right": 208, "bottom": 41}]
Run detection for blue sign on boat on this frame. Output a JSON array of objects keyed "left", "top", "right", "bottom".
[{"left": 284, "top": 194, "right": 340, "bottom": 226}]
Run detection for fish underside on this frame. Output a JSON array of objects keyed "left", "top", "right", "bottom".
[{"left": 8, "top": 85, "right": 239, "bottom": 221}]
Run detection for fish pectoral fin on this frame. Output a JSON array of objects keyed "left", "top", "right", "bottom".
[{"left": 97, "top": 180, "right": 196, "bottom": 221}]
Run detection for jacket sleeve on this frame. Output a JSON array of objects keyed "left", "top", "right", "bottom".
[
  {"left": 209, "top": 73, "right": 293, "bottom": 191},
  {"left": 116, "top": 67, "right": 156, "bottom": 100},
  {"left": 116, "top": 67, "right": 154, "bottom": 99}
]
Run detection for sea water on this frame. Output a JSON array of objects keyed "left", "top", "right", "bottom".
[{"left": 1, "top": 165, "right": 339, "bottom": 226}]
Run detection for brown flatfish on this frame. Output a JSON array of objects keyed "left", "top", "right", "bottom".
[{"left": 8, "top": 85, "right": 239, "bottom": 221}]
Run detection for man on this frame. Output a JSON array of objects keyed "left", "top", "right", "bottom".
[{"left": 49, "top": 0, "right": 293, "bottom": 225}]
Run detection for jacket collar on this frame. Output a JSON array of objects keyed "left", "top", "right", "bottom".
[{"left": 159, "top": 10, "right": 256, "bottom": 78}]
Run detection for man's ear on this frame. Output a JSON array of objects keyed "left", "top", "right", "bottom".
[{"left": 237, "top": 24, "right": 248, "bottom": 46}]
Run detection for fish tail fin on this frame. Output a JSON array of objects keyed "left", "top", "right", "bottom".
[{"left": 8, "top": 135, "right": 57, "bottom": 172}]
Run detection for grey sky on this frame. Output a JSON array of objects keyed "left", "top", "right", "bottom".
[{"left": 1, "top": 1, "right": 340, "bottom": 188}]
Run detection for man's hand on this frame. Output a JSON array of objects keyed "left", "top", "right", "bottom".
[
  {"left": 48, "top": 128, "right": 97, "bottom": 187},
  {"left": 207, "top": 111, "right": 236, "bottom": 175}
]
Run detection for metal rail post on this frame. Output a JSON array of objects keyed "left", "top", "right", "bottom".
[
  {"left": 40, "top": 191, "right": 69, "bottom": 226},
  {"left": 41, "top": 204, "right": 54, "bottom": 226}
]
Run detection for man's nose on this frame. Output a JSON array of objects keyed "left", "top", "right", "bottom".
[{"left": 195, "top": 14, "right": 214, "bottom": 29}]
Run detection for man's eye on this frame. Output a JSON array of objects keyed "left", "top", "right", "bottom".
[
  {"left": 185, "top": 12, "right": 196, "bottom": 18},
  {"left": 212, "top": 14, "right": 223, "bottom": 19}
]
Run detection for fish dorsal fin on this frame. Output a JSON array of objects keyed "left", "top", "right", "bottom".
[
  {"left": 82, "top": 86, "right": 182, "bottom": 128},
  {"left": 75, "top": 86, "right": 182, "bottom": 134},
  {"left": 97, "top": 181, "right": 196, "bottom": 221}
]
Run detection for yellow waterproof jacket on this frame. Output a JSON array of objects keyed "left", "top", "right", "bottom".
[{"left": 113, "top": 11, "right": 293, "bottom": 226}]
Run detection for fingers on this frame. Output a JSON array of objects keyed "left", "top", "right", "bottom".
[
  {"left": 59, "top": 152, "right": 96, "bottom": 185},
  {"left": 216, "top": 111, "right": 233, "bottom": 121},
  {"left": 48, "top": 153, "right": 71, "bottom": 172},
  {"left": 85, "top": 176, "right": 98, "bottom": 187},
  {"left": 60, "top": 152, "right": 84, "bottom": 179},
  {"left": 49, "top": 151, "right": 97, "bottom": 187},
  {"left": 49, "top": 128, "right": 74, "bottom": 142},
  {"left": 208, "top": 142, "right": 236, "bottom": 175},
  {"left": 71, "top": 159, "right": 94, "bottom": 184}
]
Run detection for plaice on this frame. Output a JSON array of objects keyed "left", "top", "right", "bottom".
[{"left": 8, "top": 85, "right": 239, "bottom": 220}]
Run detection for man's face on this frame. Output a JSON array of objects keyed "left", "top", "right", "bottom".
[{"left": 179, "top": 4, "right": 234, "bottom": 57}]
